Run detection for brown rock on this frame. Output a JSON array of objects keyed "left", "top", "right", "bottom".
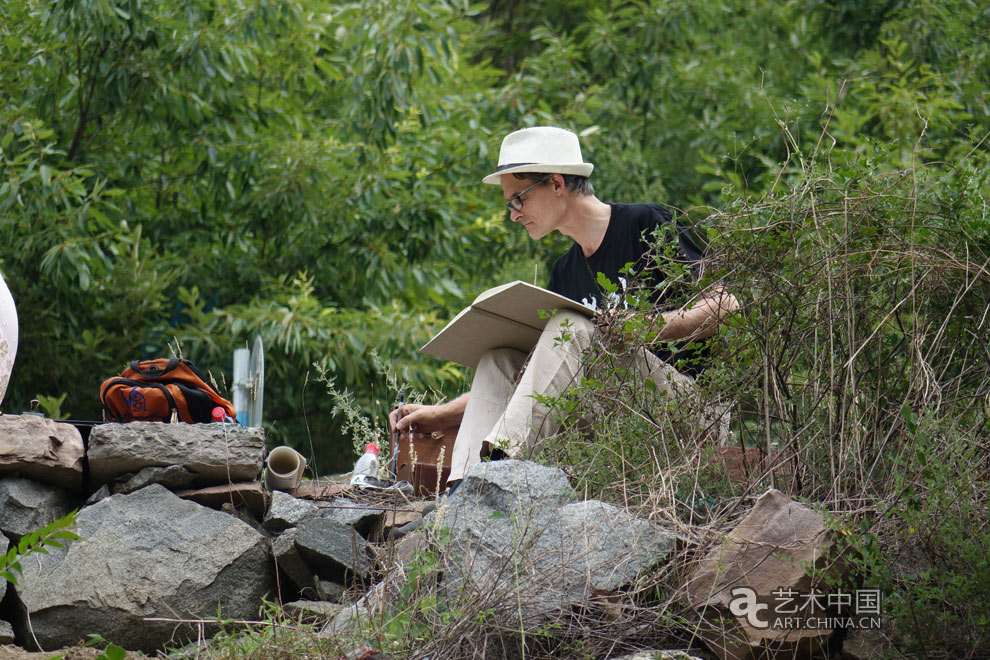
[
  {"left": 291, "top": 482, "right": 350, "bottom": 499},
  {"left": 679, "top": 489, "right": 844, "bottom": 660},
  {"left": 174, "top": 482, "right": 268, "bottom": 519},
  {"left": 381, "top": 500, "right": 432, "bottom": 533},
  {"left": 0, "top": 415, "right": 84, "bottom": 490}
]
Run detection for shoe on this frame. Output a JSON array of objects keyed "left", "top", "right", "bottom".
[{"left": 390, "top": 518, "right": 422, "bottom": 540}]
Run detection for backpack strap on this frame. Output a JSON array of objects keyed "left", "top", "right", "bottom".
[{"left": 129, "top": 358, "right": 180, "bottom": 378}]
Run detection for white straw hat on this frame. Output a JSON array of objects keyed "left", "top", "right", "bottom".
[{"left": 482, "top": 126, "right": 594, "bottom": 185}]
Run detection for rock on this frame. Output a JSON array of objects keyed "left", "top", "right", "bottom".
[
  {"left": 392, "top": 527, "right": 428, "bottom": 566},
  {"left": 678, "top": 488, "right": 841, "bottom": 660},
  {"left": 295, "top": 517, "right": 371, "bottom": 582},
  {"left": 313, "top": 579, "right": 348, "bottom": 603},
  {"left": 381, "top": 500, "right": 431, "bottom": 535},
  {"left": 322, "top": 603, "right": 367, "bottom": 636},
  {"left": 441, "top": 460, "right": 675, "bottom": 624},
  {"left": 113, "top": 464, "right": 198, "bottom": 494},
  {"left": 0, "top": 535, "right": 7, "bottom": 602},
  {"left": 0, "top": 415, "right": 85, "bottom": 490},
  {"left": 262, "top": 491, "right": 383, "bottom": 538},
  {"left": 272, "top": 527, "right": 316, "bottom": 592},
  {"left": 0, "top": 621, "right": 12, "bottom": 645},
  {"left": 322, "top": 496, "right": 384, "bottom": 536},
  {"left": 263, "top": 490, "right": 324, "bottom": 533},
  {"left": 282, "top": 600, "right": 346, "bottom": 621},
  {"left": 13, "top": 484, "right": 274, "bottom": 653},
  {"left": 87, "top": 422, "right": 265, "bottom": 485},
  {"left": 85, "top": 484, "right": 111, "bottom": 505},
  {"left": 176, "top": 482, "right": 268, "bottom": 519},
  {"left": 0, "top": 477, "right": 78, "bottom": 541},
  {"left": 291, "top": 482, "right": 349, "bottom": 500}
]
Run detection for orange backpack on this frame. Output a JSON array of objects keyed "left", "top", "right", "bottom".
[{"left": 100, "top": 358, "right": 236, "bottom": 424}]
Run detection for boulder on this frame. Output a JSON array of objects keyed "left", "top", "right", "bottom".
[
  {"left": 441, "top": 460, "right": 675, "bottom": 624},
  {"left": 0, "top": 477, "right": 78, "bottom": 542},
  {"left": 0, "top": 415, "right": 84, "bottom": 490},
  {"left": 295, "top": 517, "right": 371, "bottom": 582},
  {"left": 87, "top": 422, "right": 265, "bottom": 485},
  {"left": 678, "top": 488, "right": 842, "bottom": 660},
  {"left": 13, "top": 484, "right": 273, "bottom": 653},
  {"left": 0, "top": 621, "right": 12, "bottom": 645}
]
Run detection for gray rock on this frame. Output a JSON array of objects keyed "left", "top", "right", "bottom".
[
  {"left": 295, "top": 517, "right": 371, "bottom": 581},
  {"left": 113, "top": 464, "right": 198, "bottom": 494},
  {"left": 13, "top": 484, "right": 274, "bottom": 653},
  {"left": 263, "top": 492, "right": 383, "bottom": 538},
  {"left": 263, "top": 490, "right": 323, "bottom": 533},
  {"left": 282, "top": 600, "right": 346, "bottom": 621},
  {"left": 85, "top": 484, "right": 111, "bottom": 505},
  {"left": 321, "top": 602, "right": 367, "bottom": 637},
  {"left": 272, "top": 527, "right": 316, "bottom": 591},
  {"left": 441, "top": 460, "right": 674, "bottom": 624},
  {"left": 0, "top": 620, "right": 13, "bottom": 644},
  {"left": 321, "top": 496, "right": 384, "bottom": 536},
  {"left": 87, "top": 422, "right": 265, "bottom": 485},
  {"left": 0, "top": 415, "right": 85, "bottom": 490},
  {"left": 313, "top": 579, "right": 347, "bottom": 603},
  {"left": 0, "top": 477, "right": 78, "bottom": 542},
  {"left": 0, "top": 534, "right": 7, "bottom": 602}
]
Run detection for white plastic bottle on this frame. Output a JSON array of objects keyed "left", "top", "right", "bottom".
[{"left": 350, "top": 443, "right": 380, "bottom": 484}]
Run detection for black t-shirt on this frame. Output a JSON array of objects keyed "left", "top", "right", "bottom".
[{"left": 547, "top": 202, "right": 709, "bottom": 374}]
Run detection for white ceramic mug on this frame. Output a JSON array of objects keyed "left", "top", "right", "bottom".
[{"left": 265, "top": 446, "right": 307, "bottom": 491}]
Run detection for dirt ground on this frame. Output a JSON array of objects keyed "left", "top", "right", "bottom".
[{"left": 0, "top": 645, "right": 144, "bottom": 660}]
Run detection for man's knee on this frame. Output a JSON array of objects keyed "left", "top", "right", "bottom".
[
  {"left": 476, "top": 347, "right": 528, "bottom": 379},
  {"left": 541, "top": 309, "right": 595, "bottom": 347}
]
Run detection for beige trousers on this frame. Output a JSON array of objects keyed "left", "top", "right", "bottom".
[{"left": 448, "top": 311, "right": 697, "bottom": 481}]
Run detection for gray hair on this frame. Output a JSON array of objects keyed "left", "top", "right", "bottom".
[{"left": 512, "top": 172, "right": 595, "bottom": 197}]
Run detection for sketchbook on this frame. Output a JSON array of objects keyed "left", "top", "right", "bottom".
[{"left": 420, "top": 281, "right": 594, "bottom": 368}]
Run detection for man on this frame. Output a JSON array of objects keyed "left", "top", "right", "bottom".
[{"left": 389, "top": 126, "right": 737, "bottom": 493}]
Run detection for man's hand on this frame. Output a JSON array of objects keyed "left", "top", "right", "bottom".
[
  {"left": 388, "top": 395, "right": 468, "bottom": 441},
  {"left": 596, "top": 308, "right": 635, "bottom": 345}
]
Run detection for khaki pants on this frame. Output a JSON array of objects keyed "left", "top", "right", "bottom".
[{"left": 448, "top": 311, "right": 699, "bottom": 481}]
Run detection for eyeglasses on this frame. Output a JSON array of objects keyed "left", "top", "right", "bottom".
[{"left": 505, "top": 176, "right": 550, "bottom": 213}]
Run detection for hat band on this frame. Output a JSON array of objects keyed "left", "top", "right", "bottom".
[{"left": 494, "top": 162, "right": 537, "bottom": 173}]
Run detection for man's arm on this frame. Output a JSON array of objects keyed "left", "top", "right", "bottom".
[
  {"left": 388, "top": 393, "right": 470, "bottom": 440},
  {"left": 600, "top": 287, "right": 739, "bottom": 344},
  {"left": 656, "top": 287, "right": 739, "bottom": 342}
]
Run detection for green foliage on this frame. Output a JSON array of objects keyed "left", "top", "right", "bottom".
[
  {"left": 2, "top": 0, "right": 988, "bottom": 476},
  {"left": 1, "top": 509, "right": 81, "bottom": 585}
]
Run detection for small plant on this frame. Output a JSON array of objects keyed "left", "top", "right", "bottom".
[{"left": 33, "top": 392, "right": 70, "bottom": 420}]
